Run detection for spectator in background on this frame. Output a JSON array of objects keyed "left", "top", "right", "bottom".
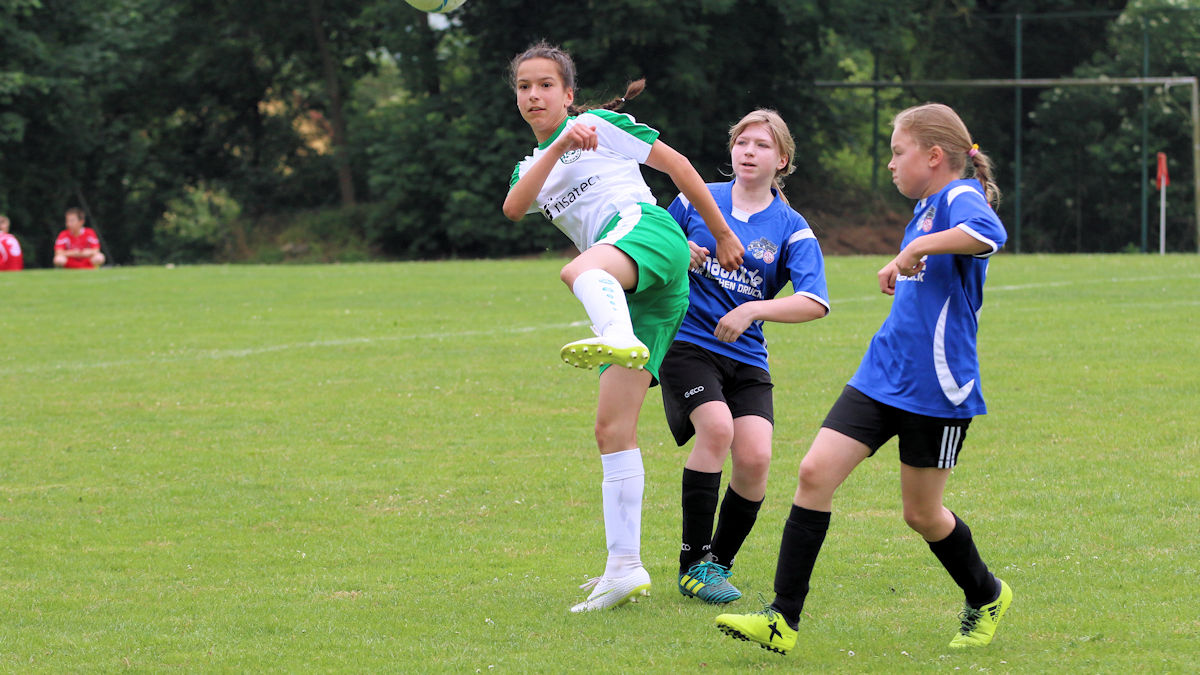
[
  {"left": 0, "top": 215, "right": 23, "bottom": 271},
  {"left": 54, "top": 208, "right": 105, "bottom": 269}
]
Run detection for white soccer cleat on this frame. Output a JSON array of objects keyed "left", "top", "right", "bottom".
[
  {"left": 560, "top": 335, "right": 650, "bottom": 371},
  {"left": 569, "top": 567, "right": 652, "bottom": 613}
]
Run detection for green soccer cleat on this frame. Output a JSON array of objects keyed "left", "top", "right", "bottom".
[
  {"left": 560, "top": 336, "right": 650, "bottom": 371},
  {"left": 949, "top": 578, "right": 1013, "bottom": 648},
  {"left": 715, "top": 604, "right": 797, "bottom": 655},
  {"left": 679, "top": 557, "right": 742, "bottom": 604}
]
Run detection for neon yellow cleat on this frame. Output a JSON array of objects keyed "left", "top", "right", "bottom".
[
  {"left": 949, "top": 578, "right": 1012, "bottom": 648},
  {"left": 560, "top": 336, "right": 650, "bottom": 371},
  {"left": 715, "top": 604, "right": 797, "bottom": 655}
]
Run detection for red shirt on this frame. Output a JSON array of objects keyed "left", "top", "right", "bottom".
[
  {"left": 0, "top": 232, "right": 22, "bottom": 271},
  {"left": 55, "top": 227, "right": 101, "bottom": 269}
]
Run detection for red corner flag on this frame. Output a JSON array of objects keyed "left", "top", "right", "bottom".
[{"left": 1157, "top": 152, "right": 1169, "bottom": 189}]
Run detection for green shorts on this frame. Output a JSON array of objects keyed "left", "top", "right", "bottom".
[{"left": 595, "top": 202, "right": 690, "bottom": 382}]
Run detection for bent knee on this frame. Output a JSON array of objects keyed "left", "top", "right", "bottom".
[
  {"left": 902, "top": 508, "right": 944, "bottom": 535},
  {"left": 560, "top": 264, "right": 576, "bottom": 287},
  {"left": 693, "top": 417, "right": 735, "bottom": 450},
  {"left": 594, "top": 419, "right": 635, "bottom": 453},
  {"left": 732, "top": 446, "right": 771, "bottom": 479},
  {"left": 796, "top": 456, "right": 833, "bottom": 494}
]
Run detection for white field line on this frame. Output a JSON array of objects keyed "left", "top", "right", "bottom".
[
  {"left": 3, "top": 321, "right": 594, "bottom": 376},
  {"left": 6, "top": 273, "right": 1198, "bottom": 375}
]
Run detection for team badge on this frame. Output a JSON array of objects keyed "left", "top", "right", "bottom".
[
  {"left": 560, "top": 149, "right": 582, "bottom": 164},
  {"left": 920, "top": 206, "right": 936, "bottom": 232},
  {"left": 747, "top": 237, "right": 778, "bottom": 264}
]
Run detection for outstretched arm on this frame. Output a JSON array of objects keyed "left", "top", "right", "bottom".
[
  {"left": 645, "top": 140, "right": 743, "bottom": 271},
  {"left": 712, "top": 294, "right": 828, "bottom": 343}
]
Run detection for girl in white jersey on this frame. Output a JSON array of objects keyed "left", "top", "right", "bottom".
[
  {"left": 502, "top": 41, "right": 744, "bottom": 613},
  {"left": 716, "top": 103, "right": 1013, "bottom": 654}
]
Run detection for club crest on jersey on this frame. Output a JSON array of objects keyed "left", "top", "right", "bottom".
[
  {"left": 920, "top": 206, "right": 937, "bottom": 232},
  {"left": 747, "top": 237, "right": 778, "bottom": 264},
  {"left": 560, "top": 149, "right": 582, "bottom": 164}
]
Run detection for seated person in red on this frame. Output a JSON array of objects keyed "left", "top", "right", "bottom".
[
  {"left": 54, "top": 208, "right": 106, "bottom": 269},
  {"left": 0, "top": 215, "right": 23, "bottom": 271}
]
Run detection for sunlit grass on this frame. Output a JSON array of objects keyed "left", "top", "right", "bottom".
[{"left": 0, "top": 255, "right": 1196, "bottom": 671}]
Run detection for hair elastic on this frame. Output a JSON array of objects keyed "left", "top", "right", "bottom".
[{"left": 968, "top": 143, "right": 980, "bottom": 158}]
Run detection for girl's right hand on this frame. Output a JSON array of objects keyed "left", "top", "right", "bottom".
[
  {"left": 877, "top": 252, "right": 925, "bottom": 295},
  {"left": 687, "top": 240, "right": 710, "bottom": 272},
  {"left": 554, "top": 124, "right": 598, "bottom": 154}
]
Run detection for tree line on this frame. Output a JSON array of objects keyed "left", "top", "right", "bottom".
[{"left": 2, "top": 0, "right": 1195, "bottom": 266}]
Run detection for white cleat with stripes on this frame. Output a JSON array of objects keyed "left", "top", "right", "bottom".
[{"left": 569, "top": 567, "right": 652, "bottom": 613}]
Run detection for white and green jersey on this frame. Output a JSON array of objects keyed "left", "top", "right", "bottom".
[{"left": 509, "top": 109, "right": 660, "bottom": 252}]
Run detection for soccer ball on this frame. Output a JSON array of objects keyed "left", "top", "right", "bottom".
[{"left": 404, "top": 0, "right": 466, "bottom": 12}]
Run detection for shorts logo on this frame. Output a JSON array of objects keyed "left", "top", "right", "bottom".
[
  {"left": 920, "top": 206, "right": 937, "bottom": 232},
  {"left": 683, "top": 386, "right": 705, "bottom": 398},
  {"left": 560, "top": 149, "right": 582, "bottom": 164},
  {"left": 747, "top": 237, "right": 778, "bottom": 264}
]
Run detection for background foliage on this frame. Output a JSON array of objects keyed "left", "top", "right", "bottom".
[{"left": 1, "top": 0, "right": 1197, "bottom": 265}]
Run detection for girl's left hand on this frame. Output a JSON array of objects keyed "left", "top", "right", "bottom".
[
  {"left": 714, "top": 232, "right": 745, "bottom": 272},
  {"left": 714, "top": 304, "right": 756, "bottom": 343}
]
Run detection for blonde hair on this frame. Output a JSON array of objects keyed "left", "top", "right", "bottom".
[
  {"left": 509, "top": 41, "right": 644, "bottom": 116},
  {"left": 893, "top": 103, "right": 1001, "bottom": 206},
  {"left": 727, "top": 109, "right": 796, "bottom": 204}
]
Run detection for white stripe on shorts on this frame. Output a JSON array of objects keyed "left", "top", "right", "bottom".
[
  {"left": 596, "top": 203, "right": 643, "bottom": 247},
  {"left": 939, "top": 426, "right": 961, "bottom": 469}
]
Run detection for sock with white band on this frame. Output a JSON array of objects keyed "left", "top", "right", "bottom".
[
  {"left": 572, "top": 268, "right": 635, "bottom": 338},
  {"left": 601, "top": 448, "right": 645, "bottom": 579}
]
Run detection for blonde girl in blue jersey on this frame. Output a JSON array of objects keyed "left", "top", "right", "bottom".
[
  {"left": 503, "top": 41, "right": 744, "bottom": 613},
  {"left": 660, "top": 110, "right": 829, "bottom": 605},
  {"left": 715, "top": 103, "right": 1012, "bottom": 653}
]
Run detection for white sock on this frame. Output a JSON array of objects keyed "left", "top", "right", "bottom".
[
  {"left": 572, "top": 269, "right": 635, "bottom": 338},
  {"left": 601, "top": 448, "right": 644, "bottom": 578}
]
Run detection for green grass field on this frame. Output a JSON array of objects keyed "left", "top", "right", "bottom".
[{"left": 1, "top": 255, "right": 1197, "bottom": 672}]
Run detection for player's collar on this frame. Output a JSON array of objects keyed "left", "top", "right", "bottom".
[{"left": 537, "top": 116, "right": 574, "bottom": 151}]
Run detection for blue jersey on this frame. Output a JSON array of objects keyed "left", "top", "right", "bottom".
[
  {"left": 667, "top": 181, "right": 829, "bottom": 372},
  {"left": 848, "top": 179, "right": 1007, "bottom": 418}
]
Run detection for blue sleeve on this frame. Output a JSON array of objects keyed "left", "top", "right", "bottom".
[
  {"left": 667, "top": 193, "right": 689, "bottom": 229},
  {"left": 947, "top": 186, "right": 1007, "bottom": 257},
  {"left": 784, "top": 228, "right": 830, "bottom": 313}
]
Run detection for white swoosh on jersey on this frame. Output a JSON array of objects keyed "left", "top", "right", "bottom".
[{"left": 934, "top": 297, "right": 975, "bottom": 406}]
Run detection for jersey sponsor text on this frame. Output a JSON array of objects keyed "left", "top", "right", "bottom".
[
  {"left": 698, "top": 257, "right": 765, "bottom": 299},
  {"left": 541, "top": 175, "right": 600, "bottom": 220}
]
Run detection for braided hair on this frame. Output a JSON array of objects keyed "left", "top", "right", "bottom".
[{"left": 509, "top": 41, "right": 645, "bottom": 115}]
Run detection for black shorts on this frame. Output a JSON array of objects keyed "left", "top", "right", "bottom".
[
  {"left": 821, "top": 385, "right": 971, "bottom": 469},
  {"left": 658, "top": 340, "right": 773, "bottom": 446}
]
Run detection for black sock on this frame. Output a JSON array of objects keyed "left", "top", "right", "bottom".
[
  {"left": 709, "top": 485, "right": 763, "bottom": 569},
  {"left": 680, "top": 468, "right": 721, "bottom": 573},
  {"left": 771, "top": 504, "right": 830, "bottom": 629},
  {"left": 927, "top": 513, "right": 1000, "bottom": 608}
]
